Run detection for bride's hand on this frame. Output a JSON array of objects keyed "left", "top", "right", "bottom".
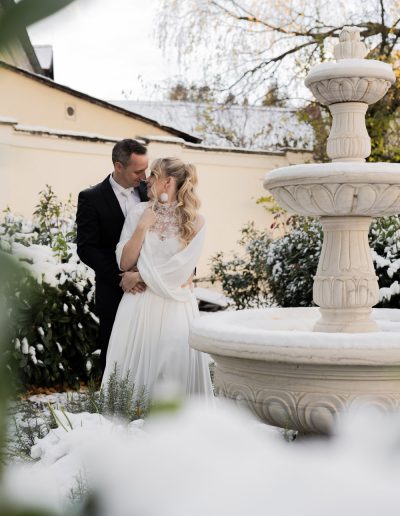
[
  {"left": 138, "top": 207, "right": 156, "bottom": 230},
  {"left": 120, "top": 271, "right": 144, "bottom": 293}
]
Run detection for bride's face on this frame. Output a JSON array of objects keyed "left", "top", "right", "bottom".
[{"left": 147, "top": 168, "right": 167, "bottom": 200}]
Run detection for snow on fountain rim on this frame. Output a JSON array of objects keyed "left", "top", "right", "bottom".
[
  {"left": 304, "top": 59, "right": 395, "bottom": 85},
  {"left": 190, "top": 307, "right": 400, "bottom": 365},
  {"left": 264, "top": 162, "right": 400, "bottom": 189}
]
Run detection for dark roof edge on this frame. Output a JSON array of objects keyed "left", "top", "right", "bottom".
[
  {"left": 0, "top": 60, "right": 201, "bottom": 144},
  {"left": 1, "top": 119, "right": 313, "bottom": 156}
]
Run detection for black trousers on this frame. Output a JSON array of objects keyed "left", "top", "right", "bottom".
[{"left": 96, "top": 280, "right": 123, "bottom": 374}]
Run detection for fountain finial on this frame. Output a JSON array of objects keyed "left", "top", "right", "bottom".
[{"left": 333, "top": 27, "right": 367, "bottom": 60}]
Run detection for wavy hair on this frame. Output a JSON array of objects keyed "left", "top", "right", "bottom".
[{"left": 149, "top": 157, "right": 201, "bottom": 245}]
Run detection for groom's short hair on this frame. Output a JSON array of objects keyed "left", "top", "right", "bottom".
[{"left": 112, "top": 139, "right": 147, "bottom": 167}]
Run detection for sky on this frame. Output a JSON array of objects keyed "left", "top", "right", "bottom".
[{"left": 27, "top": 0, "right": 182, "bottom": 101}]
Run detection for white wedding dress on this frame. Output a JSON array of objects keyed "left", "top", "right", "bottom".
[{"left": 101, "top": 201, "right": 214, "bottom": 401}]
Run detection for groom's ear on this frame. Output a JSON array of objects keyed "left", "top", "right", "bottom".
[{"left": 115, "top": 161, "right": 124, "bottom": 173}]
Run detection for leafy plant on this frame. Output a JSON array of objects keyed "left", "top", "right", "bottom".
[
  {"left": 209, "top": 223, "right": 271, "bottom": 309},
  {"left": 210, "top": 199, "right": 400, "bottom": 309},
  {"left": 65, "top": 365, "right": 149, "bottom": 422},
  {"left": 3, "top": 268, "right": 99, "bottom": 391},
  {"left": 0, "top": 187, "right": 99, "bottom": 391}
]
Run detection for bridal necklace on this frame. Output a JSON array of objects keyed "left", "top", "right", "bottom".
[{"left": 150, "top": 201, "right": 180, "bottom": 241}]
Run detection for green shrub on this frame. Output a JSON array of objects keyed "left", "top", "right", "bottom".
[
  {"left": 264, "top": 217, "right": 322, "bottom": 307},
  {"left": 0, "top": 186, "right": 100, "bottom": 390},
  {"left": 210, "top": 198, "right": 400, "bottom": 309},
  {"left": 209, "top": 223, "right": 271, "bottom": 309},
  {"left": 370, "top": 215, "right": 400, "bottom": 307},
  {"left": 4, "top": 268, "right": 99, "bottom": 390},
  {"left": 65, "top": 364, "right": 149, "bottom": 422},
  {"left": 6, "top": 367, "right": 149, "bottom": 465}
]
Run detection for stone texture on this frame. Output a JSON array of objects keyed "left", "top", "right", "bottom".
[
  {"left": 190, "top": 308, "right": 400, "bottom": 434},
  {"left": 313, "top": 217, "right": 379, "bottom": 332},
  {"left": 327, "top": 102, "right": 370, "bottom": 161},
  {"left": 308, "top": 77, "right": 392, "bottom": 106}
]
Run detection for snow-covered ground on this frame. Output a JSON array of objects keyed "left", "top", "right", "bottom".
[{"left": 4, "top": 396, "right": 400, "bottom": 516}]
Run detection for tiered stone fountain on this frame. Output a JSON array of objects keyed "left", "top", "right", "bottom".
[{"left": 190, "top": 27, "right": 400, "bottom": 434}]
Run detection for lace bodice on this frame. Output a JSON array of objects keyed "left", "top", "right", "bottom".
[
  {"left": 148, "top": 201, "right": 180, "bottom": 241},
  {"left": 116, "top": 201, "right": 187, "bottom": 270}
]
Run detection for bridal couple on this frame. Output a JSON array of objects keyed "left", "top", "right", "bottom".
[{"left": 76, "top": 139, "right": 213, "bottom": 401}]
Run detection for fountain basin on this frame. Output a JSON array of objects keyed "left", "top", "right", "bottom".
[
  {"left": 190, "top": 308, "right": 400, "bottom": 433},
  {"left": 304, "top": 59, "right": 395, "bottom": 105},
  {"left": 264, "top": 162, "right": 400, "bottom": 217}
]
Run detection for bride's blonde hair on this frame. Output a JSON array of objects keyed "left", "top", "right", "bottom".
[{"left": 149, "top": 157, "right": 200, "bottom": 245}]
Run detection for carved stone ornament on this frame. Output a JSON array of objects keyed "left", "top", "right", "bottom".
[
  {"left": 190, "top": 308, "right": 400, "bottom": 434},
  {"left": 333, "top": 26, "right": 368, "bottom": 60},
  {"left": 308, "top": 77, "right": 392, "bottom": 106},
  {"left": 264, "top": 162, "right": 400, "bottom": 217}
]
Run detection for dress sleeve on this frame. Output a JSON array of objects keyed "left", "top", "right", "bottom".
[{"left": 115, "top": 202, "right": 148, "bottom": 270}]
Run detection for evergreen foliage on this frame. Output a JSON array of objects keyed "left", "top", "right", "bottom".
[
  {"left": 210, "top": 199, "right": 400, "bottom": 309},
  {"left": 0, "top": 186, "right": 100, "bottom": 390}
]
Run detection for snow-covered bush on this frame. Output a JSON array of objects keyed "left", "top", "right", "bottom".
[
  {"left": 7, "top": 367, "right": 149, "bottom": 465},
  {"left": 6, "top": 400, "right": 400, "bottom": 516},
  {"left": 370, "top": 216, "right": 400, "bottom": 307},
  {"left": 0, "top": 187, "right": 100, "bottom": 390},
  {"left": 210, "top": 204, "right": 400, "bottom": 308},
  {"left": 209, "top": 223, "right": 271, "bottom": 309},
  {"left": 265, "top": 217, "right": 323, "bottom": 307}
]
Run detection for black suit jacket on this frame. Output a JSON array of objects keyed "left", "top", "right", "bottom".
[{"left": 76, "top": 175, "right": 148, "bottom": 317}]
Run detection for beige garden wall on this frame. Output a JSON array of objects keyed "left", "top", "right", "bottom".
[
  {"left": 0, "top": 65, "right": 175, "bottom": 140},
  {"left": 0, "top": 120, "right": 312, "bottom": 276}
]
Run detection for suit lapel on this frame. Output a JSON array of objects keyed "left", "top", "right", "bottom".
[
  {"left": 100, "top": 175, "right": 125, "bottom": 224},
  {"left": 138, "top": 181, "right": 149, "bottom": 202}
]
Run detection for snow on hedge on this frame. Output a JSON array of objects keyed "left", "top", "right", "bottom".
[{"left": 4, "top": 401, "right": 400, "bottom": 515}]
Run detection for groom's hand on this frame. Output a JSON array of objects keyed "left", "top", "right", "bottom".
[
  {"left": 181, "top": 274, "right": 194, "bottom": 291},
  {"left": 119, "top": 271, "right": 146, "bottom": 294}
]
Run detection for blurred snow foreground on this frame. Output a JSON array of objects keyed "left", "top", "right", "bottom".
[{"left": 4, "top": 400, "right": 400, "bottom": 516}]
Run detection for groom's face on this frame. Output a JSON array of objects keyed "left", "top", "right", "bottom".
[{"left": 115, "top": 152, "right": 148, "bottom": 188}]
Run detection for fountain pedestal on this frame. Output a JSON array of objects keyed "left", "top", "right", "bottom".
[{"left": 313, "top": 216, "right": 379, "bottom": 332}]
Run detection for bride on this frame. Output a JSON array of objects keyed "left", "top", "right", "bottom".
[{"left": 101, "top": 157, "right": 213, "bottom": 401}]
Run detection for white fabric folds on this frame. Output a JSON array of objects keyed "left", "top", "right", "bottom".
[{"left": 103, "top": 202, "right": 214, "bottom": 402}]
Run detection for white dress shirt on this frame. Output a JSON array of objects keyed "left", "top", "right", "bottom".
[{"left": 109, "top": 174, "right": 141, "bottom": 217}]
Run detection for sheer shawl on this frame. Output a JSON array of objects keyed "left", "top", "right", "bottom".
[{"left": 116, "top": 203, "right": 205, "bottom": 302}]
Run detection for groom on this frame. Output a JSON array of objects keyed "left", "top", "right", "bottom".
[{"left": 76, "top": 139, "right": 149, "bottom": 373}]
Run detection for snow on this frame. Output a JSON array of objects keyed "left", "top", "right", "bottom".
[
  {"left": 3, "top": 464, "right": 61, "bottom": 513},
  {"left": 7, "top": 241, "right": 94, "bottom": 289},
  {"left": 190, "top": 307, "right": 400, "bottom": 349},
  {"left": 380, "top": 281, "right": 400, "bottom": 302},
  {"left": 194, "top": 287, "right": 230, "bottom": 307},
  {"left": 5, "top": 400, "right": 400, "bottom": 515},
  {"left": 111, "top": 100, "right": 314, "bottom": 151},
  {"left": 14, "top": 124, "right": 121, "bottom": 142},
  {"left": 21, "top": 338, "right": 29, "bottom": 354},
  {"left": 28, "top": 409, "right": 145, "bottom": 503},
  {"left": 0, "top": 115, "right": 18, "bottom": 125},
  {"left": 305, "top": 58, "right": 395, "bottom": 84},
  {"left": 265, "top": 161, "right": 400, "bottom": 188}
]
